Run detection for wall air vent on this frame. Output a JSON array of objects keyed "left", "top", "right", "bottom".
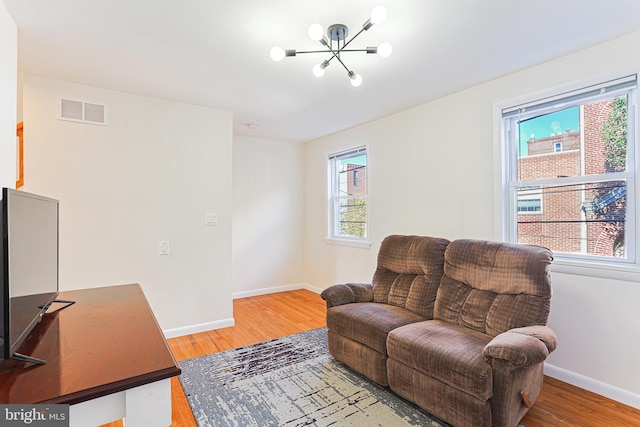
[{"left": 58, "top": 98, "right": 108, "bottom": 125}]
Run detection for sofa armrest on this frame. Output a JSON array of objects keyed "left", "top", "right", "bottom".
[
  {"left": 482, "top": 325, "right": 558, "bottom": 368},
  {"left": 320, "top": 283, "right": 373, "bottom": 308}
]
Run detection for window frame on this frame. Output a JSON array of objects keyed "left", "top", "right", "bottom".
[
  {"left": 326, "top": 145, "right": 371, "bottom": 247},
  {"left": 498, "top": 74, "right": 639, "bottom": 276}
]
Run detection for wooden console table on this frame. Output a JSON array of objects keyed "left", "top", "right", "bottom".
[{"left": 0, "top": 283, "right": 181, "bottom": 426}]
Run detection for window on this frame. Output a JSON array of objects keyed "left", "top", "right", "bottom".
[
  {"left": 517, "top": 186, "right": 542, "bottom": 214},
  {"left": 328, "top": 146, "right": 368, "bottom": 241},
  {"left": 554, "top": 142, "right": 562, "bottom": 153},
  {"left": 502, "top": 75, "right": 637, "bottom": 263}
]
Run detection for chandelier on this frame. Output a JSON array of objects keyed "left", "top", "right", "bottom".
[{"left": 270, "top": 6, "right": 392, "bottom": 87}]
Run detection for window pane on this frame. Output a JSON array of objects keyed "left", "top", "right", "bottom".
[
  {"left": 517, "top": 96, "right": 628, "bottom": 180},
  {"left": 337, "top": 197, "right": 367, "bottom": 238},
  {"left": 516, "top": 181, "right": 626, "bottom": 258},
  {"left": 338, "top": 154, "right": 367, "bottom": 196}
]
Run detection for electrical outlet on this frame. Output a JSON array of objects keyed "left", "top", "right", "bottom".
[{"left": 159, "top": 241, "right": 170, "bottom": 255}]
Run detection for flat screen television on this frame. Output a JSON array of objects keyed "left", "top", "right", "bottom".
[{"left": 0, "top": 188, "right": 73, "bottom": 364}]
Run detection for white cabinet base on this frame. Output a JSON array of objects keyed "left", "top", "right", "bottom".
[{"left": 69, "top": 378, "right": 171, "bottom": 427}]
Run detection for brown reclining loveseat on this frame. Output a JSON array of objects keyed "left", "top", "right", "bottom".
[{"left": 321, "top": 235, "right": 557, "bottom": 427}]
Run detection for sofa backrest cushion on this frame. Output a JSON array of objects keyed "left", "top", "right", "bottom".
[
  {"left": 434, "top": 239, "right": 553, "bottom": 337},
  {"left": 372, "top": 235, "right": 450, "bottom": 318}
]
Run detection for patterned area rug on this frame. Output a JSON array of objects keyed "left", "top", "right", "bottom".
[{"left": 178, "top": 327, "right": 450, "bottom": 426}]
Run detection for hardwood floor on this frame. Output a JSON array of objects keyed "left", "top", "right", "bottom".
[
  {"left": 103, "top": 289, "right": 640, "bottom": 426},
  {"left": 166, "top": 290, "right": 328, "bottom": 427}
]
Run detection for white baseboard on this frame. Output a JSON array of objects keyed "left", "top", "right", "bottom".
[
  {"left": 545, "top": 363, "right": 640, "bottom": 410},
  {"left": 163, "top": 283, "right": 324, "bottom": 339},
  {"left": 302, "top": 283, "right": 324, "bottom": 295},
  {"left": 232, "top": 283, "right": 323, "bottom": 299},
  {"left": 162, "top": 317, "right": 235, "bottom": 339}
]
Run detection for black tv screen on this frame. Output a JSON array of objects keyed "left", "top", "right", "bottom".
[{"left": 0, "top": 188, "right": 59, "bottom": 362}]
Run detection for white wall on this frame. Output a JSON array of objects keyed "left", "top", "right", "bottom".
[
  {"left": 303, "top": 31, "right": 640, "bottom": 407},
  {"left": 0, "top": 1, "right": 16, "bottom": 188},
  {"left": 22, "top": 75, "right": 234, "bottom": 335},
  {"left": 232, "top": 136, "right": 305, "bottom": 297}
]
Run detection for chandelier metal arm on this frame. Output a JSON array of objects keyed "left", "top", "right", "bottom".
[
  {"left": 294, "top": 50, "right": 339, "bottom": 55},
  {"left": 334, "top": 55, "right": 350, "bottom": 73},
  {"left": 294, "top": 48, "right": 372, "bottom": 55}
]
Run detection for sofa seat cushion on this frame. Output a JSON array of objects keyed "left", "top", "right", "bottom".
[
  {"left": 327, "top": 302, "right": 426, "bottom": 354},
  {"left": 387, "top": 320, "right": 493, "bottom": 400}
]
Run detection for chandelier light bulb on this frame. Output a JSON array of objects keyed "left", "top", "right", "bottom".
[
  {"left": 313, "top": 63, "right": 326, "bottom": 77},
  {"left": 308, "top": 23, "right": 324, "bottom": 41},
  {"left": 370, "top": 5, "right": 388, "bottom": 25},
  {"left": 349, "top": 71, "right": 363, "bottom": 87},
  {"left": 270, "top": 46, "right": 285, "bottom": 62},
  {"left": 377, "top": 42, "right": 393, "bottom": 58}
]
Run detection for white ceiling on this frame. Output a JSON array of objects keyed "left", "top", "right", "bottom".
[{"left": 4, "top": 0, "right": 640, "bottom": 142}]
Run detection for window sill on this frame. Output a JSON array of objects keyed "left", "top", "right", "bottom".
[
  {"left": 551, "top": 257, "right": 640, "bottom": 282},
  {"left": 324, "top": 238, "right": 372, "bottom": 249}
]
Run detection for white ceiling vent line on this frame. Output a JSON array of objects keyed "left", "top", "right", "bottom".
[{"left": 58, "top": 98, "right": 108, "bottom": 125}]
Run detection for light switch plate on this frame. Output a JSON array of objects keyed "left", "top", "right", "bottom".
[{"left": 205, "top": 213, "right": 218, "bottom": 226}]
